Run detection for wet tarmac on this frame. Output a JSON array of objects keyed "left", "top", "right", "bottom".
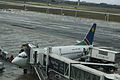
[
  {"left": 0, "top": 59, "right": 38, "bottom": 80},
  {"left": 0, "top": 9, "right": 120, "bottom": 80}
]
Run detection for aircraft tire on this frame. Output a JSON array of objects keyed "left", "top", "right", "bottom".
[{"left": 23, "top": 69, "right": 27, "bottom": 74}]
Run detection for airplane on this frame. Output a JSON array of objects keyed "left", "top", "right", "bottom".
[{"left": 12, "top": 23, "right": 97, "bottom": 70}]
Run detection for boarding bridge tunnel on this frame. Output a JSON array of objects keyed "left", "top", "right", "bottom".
[
  {"left": 27, "top": 46, "right": 120, "bottom": 80},
  {"left": 27, "top": 47, "right": 51, "bottom": 80},
  {"left": 28, "top": 47, "right": 68, "bottom": 80}
]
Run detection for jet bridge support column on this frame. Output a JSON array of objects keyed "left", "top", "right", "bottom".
[
  {"left": 33, "top": 51, "right": 38, "bottom": 64},
  {"left": 46, "top": 47, "right": 52, "bottom": 76}
]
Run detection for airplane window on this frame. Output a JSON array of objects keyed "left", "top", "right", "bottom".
[
  {"left": 19, "top": 49, "right": 24, "bottom": 53},
  {"left": 22, "top": 56, "right": 27, "bottom": 58},
  {"left": 18, "top": 55, "right": 22, "bottom": 58},
  {"left": 18, "top": 52, "right": 27, "bottom": 58}
]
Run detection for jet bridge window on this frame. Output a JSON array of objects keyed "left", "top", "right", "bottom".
[
  {"left": 70, "top": 66, "right": 100, "bottom": 80},
  {"left": 115, "top": 53, "right": 120, "bottom": 63},
  {"left": 99, "top": 50, "right": 108, "bottom": 56},
  {"left": 49, "top": 56, "right": 69, "bottom": 75},
  {"left": 33, "top": 51, "right": 38, "bottom": 64},
  {"left": 104, "top": 77, "right": 113, "bottom": 80}
]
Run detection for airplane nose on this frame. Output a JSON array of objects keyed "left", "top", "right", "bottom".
[
  {"left": 12, "top": 57, "right": 20, "bottom": 65},
  {"left": 12, "top": 57, "right": 27, "bottom": 67}
]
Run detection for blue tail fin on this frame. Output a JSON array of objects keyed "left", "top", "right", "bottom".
[{"left": 76, "top": 23, "right": 96, "bottom": 45}]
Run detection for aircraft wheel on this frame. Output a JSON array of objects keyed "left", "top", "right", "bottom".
[{"left": 23, "top": 69, "right": 27, "bottom": 74}]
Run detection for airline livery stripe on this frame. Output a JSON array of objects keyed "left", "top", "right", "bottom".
[{"left": 84, "top": 39, "right": 90, "bottom": 45}]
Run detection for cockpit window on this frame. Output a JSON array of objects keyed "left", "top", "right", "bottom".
[
  {"left": 18, "top": 55, "right": 27, "bottom": 58},
  {"left": 19, "top": 49, "right": 25, "bottom": 53},
  {"left": 18, "top": 52, "right": 27, "bottom": 58}
]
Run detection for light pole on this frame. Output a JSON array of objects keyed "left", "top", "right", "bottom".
[
  {"left": 24, "top": 0, "right": 27, "bottom": 10},
  {"left": 78, "top": 0, "right": 80, "bottom": 6},
  {"left": 47, "top": 0, "right": 50, "bottom": 5}
]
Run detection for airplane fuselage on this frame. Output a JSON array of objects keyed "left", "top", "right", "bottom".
[{"left": 46, "top": 45, "right": 91, "bottom": 59}]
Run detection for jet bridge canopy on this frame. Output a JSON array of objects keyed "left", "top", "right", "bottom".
[{"left": 88, "top": 47, "right": 120, "bottom": 63}]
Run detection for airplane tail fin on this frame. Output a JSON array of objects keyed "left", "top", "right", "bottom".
[{"left": 76, "top": 23, "right": 96, "bottom": 45}]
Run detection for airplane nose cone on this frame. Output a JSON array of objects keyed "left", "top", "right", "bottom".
[
  {"left": 12, "top": 57, "right": 27, "bottom": 67},
  {"left": 12, "top": 57, "right": 20, "bottom": 65}
]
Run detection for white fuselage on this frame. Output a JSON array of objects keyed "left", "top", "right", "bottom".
[
  {"left": 12, "top": 45, "right": 92, "bottom": 68},
  {"left": 46, "top": 45, "right": 91, "bottom": 59}
]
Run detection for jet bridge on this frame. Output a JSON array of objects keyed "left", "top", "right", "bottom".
[
  {"left": 28, "top": 47, "right": 120, "bottom": 80},
  {"left": 87, "top": 47, "right": 120, "bottom": 63}
]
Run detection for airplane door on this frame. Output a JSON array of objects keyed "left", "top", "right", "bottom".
[{"left": 59, "top": 48, "right": 62, "bottom": 55}]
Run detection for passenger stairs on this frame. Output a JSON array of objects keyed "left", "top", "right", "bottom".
[{"left": 33, "top": 65, "right": 48, "bottom": 80}]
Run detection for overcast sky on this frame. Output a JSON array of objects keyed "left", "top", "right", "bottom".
[{"left": 68, "top": 0, "right": 120, "bottom": 5}]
